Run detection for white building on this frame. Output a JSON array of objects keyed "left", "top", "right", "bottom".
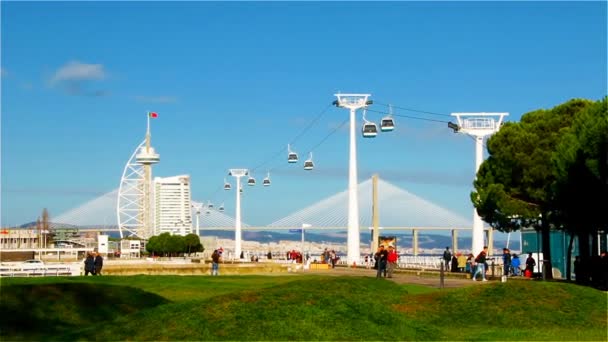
[{"left": 154, "top": 175, "right": 193, "bottom": 236}]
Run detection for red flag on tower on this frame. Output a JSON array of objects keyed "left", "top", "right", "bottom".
[{"left": 149, "top": 112, "right": 158, "bottom": 118}]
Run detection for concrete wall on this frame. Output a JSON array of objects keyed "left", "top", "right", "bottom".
[{"left": 102, "top": 262, "right": 290, "bottom": 276}]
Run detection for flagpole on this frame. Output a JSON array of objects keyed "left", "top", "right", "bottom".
[{"left": 146, "top": 111, "right": 151, "bottom": 152}]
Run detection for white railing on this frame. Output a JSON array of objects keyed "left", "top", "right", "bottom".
[{"left": 0, "top": 263, "right": 80, "bottom": 277}]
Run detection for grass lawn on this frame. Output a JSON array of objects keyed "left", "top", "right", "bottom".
[{"left": 1, "top": 275, "right": 606, "bottom": 341}]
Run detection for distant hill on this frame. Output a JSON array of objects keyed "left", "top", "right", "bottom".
[{"left": 13, "top": 223, "right": 508, "bottom": 252}]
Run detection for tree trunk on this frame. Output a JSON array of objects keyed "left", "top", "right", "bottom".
[
  {"left": 566, "top": 232, "right": 574, "bottom": 281},
  {"left": 578, "top": 232, "right": 590, "bottom": 259},
  {"left": 577, "top": 232, "right": 591, "bottom": 285},
  {"left": 541, "top": 223, "right": 553, "bottom": 280}
]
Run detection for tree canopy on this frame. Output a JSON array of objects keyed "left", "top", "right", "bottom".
[
  {"left": 146, "top": 233, "right": 204, "bottom": 257},
  {"left": 471, "top": 98, "right": 604, "bottom": 279}
]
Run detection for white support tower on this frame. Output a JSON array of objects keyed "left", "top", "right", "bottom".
[
  {"left": 192, "top": 202, "right": 204, "bottom": 236},
  {"left": 334, "top": 93, "right": 372, "bottom": 265},
  {"left": 117, "top": 113, "right": 160, "bottom": 239},
  {"left": 228, "top": 168, "right": 249, "bottom": 259},
  {"left": 451, "top": 112, "right": 508, "bottom": 256}
]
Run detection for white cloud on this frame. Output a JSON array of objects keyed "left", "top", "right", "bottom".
[
  {"left": 50, "top": 61, "right": 106, "bottom": 84},
  {"left": 134, "top": 95, "right": 177, "bottom": 103},
  {"left": 48, "top": 61, "right": 108, "bottom": 96}
]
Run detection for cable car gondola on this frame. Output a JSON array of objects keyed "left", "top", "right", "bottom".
[
  {"left": 219, "top": 203, "right": 225, "bottom": 212},
  {"left": 362, "top": 109, "right": 378, "bottom": 138},
  {"left": 263, "top": 172, "right": 271, "bottom": 186},
  {"left": 224, "top": 178, "right": 231, "bottom": 190},
  {"left": 207, "top": 201, "right": 214, "bottom": 209},
  {"left": 380, "top": 104, "right": 395, "bottom": 132},
  {"left": 287, "top": 144, "right": 298, "bottom": 163},
  {"left": 247, "top": 175, "right": 256, "bottom": 186},
  {"left": 304, "top": 152, "right": 314, "bottom": 171}
]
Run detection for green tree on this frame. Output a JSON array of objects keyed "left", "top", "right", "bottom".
[
  {"left": 146, "top": 235, "right": 159, "bottom": 256},
  {"left": 183, "top": 233, "right": 203, "bottom": 255},
  {"left": 472, "top": 99, "right": 596, "bottom": 279},
  {"left": 154, "top": 233, "right": 172, "bottom": 256},
  {"left": 552, "top": 98, "right": 608, "bottom": 279},
  {"left": 167, "top": 234, "right": 185, "bottom": 257}
]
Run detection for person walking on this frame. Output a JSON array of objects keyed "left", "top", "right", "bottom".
[
  {"left": 84, "top": 252, "right": 95, "bottom": 276},
  {"left": 94, "top": 252, "right": 104, "bottom": 276},
  {"left": 502, "top": 248, "right": 511, "bottom": 277},
  {"left": 473, "top": 246, "right": 489, "bottom": 281},
  {"left": 466, "top": 253, "right": 475, "bottom": 276},
  {"left": 511, "top": 254, "right": 521, "bottom": 276},
  {"left": 211, "top": 249, "right": 221, "bottom": 276},
  {"left": 386, "top": 246, "right": 398, "bottom": 278},
  {"left": 443, "top": 247, "right": 452, "bottom": 272}
]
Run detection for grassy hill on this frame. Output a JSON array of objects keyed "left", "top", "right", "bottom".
[{"left": 1, "top": 275, "right": 605, "bottom": 341}]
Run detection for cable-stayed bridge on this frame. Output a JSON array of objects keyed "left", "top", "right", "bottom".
[{"left": 54, "top": 178, "right": 472, "bottom": 232}]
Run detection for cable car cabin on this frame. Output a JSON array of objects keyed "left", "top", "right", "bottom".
[
  {"left": 247, "top": 177, "right": 256, "bottom": 186},
  {"left": 263, "top": 178, "right": 271, "bottom": 186},
  {"left": 224, "top": 183, "right": 231, "bottom": 190},
  {"left": 288, "top": 152, "right": 298, "bottom": 163},
  {"left": 380, "top": 117, "right": 395, "bottom": 132},
  {"left": 206, "top": 210, "right": 211, "bottom": 215},
  {"left": 239, "top": 187, "right": 243, "bottom": 193},
  {"left": 208, "top": 203, "right": 214, "bottom": 208},
  {"left": 362, "top": 122, "right": 378, "bottom": 138},
  {"left": 304, "top": 160, "right": 314, "bottom": 171},
  {"left": 219, "top": 206, "right": 225, "bottom": 212}
]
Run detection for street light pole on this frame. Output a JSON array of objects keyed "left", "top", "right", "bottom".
[
  {"left": 192, "top": 203, "right": 203, "bottom": 236},
  {"left": 229, "top": 169, "right": 248, "bottom": 260},
  {"left": 334, "top": 94, "right": 371, "bottom": 265},
  {"left": 302, "top": 223, "right": 311, "bottom": 261}
]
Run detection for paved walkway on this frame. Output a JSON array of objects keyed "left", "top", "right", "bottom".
[{"left": 303, "top": 266, "right": 485, "bottom": 289}]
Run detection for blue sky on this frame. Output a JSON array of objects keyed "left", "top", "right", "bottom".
[{"left": 1, "top": 1, "right": 606, "bottom": 228}]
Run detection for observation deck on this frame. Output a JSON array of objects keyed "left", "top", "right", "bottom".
[{"left": 136, "top": 146, "right": 160, "bottom": 164}]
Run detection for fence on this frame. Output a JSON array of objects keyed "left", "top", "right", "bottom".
[{"left": 0, "top": 263, "right": 80, "bottom": 277}]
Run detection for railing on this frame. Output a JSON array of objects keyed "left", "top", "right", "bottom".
[{"left": 0, "top": 264, "right": 80, "bottom": 277}]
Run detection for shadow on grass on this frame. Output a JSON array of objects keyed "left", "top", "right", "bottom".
[{"left": 0, "top": 282, "right": 169, "bottom": 340}]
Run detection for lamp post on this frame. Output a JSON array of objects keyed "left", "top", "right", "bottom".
[
  {"left": 228, "top": 168, "right": 249, "bottom": 260},
  {"left": 192, "top": 203, "right": 204, "bottom": 236},
  {"left": 333, "top": 94, "right": 372, "bottom": 265},
  {"left": 301, "top": 223, "right": 311, "bottom": 259}
]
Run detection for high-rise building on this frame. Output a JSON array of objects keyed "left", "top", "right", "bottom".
[{"left": 153, "top": 175, "right": 193, "bottom": 236}]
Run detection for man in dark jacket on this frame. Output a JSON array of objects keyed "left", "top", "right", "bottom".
[
  {"left": 443, "top": 247, "right": 452, "bottom": 272},
  {"left": 376, "top": 246, "right": 388, "bottom": 278},
  {"left": 84, "top": 252, "right": 95, "bottom": 276},
  {"left": 502, "top": 248, "right": 511, "bottom": 276},
  {"left": 94, "top": 252, "right": 104, "bottom": 276}
]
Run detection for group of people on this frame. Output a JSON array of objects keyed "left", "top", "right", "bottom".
[
  {"left": 287, "top": 250, "right": 304, "bottom": 264},
  {"left": 372, "top": 245, "right": 399, "bottom": 278},
  {"left": 320, "top": 249, "right": 339, "bottom": 268},
  {"left": 441, "top": 246, "right": 537, "bottom": 281},
  {"left": 502, "top": 249, "right": 536, "bottom": 277},
  {"left": 83, "top": 251, "right": 103, "bottom": 276}
]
